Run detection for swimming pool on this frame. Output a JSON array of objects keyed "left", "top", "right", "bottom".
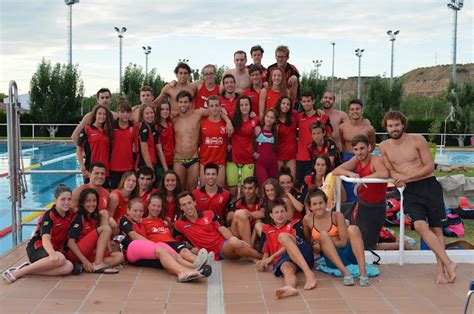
[{"left": 0, "top": 143, "right": 82, "bottom": 255}]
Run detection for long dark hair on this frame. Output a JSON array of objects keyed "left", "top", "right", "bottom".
[
  {"left": 90, "top": 104, "right": 114, "bottom": 146},
  {"left": 233, "top": 95, "right": 253, "bottom": 131},
  {"left": 156, "top": 101, "right": 172, "bottom": 130},
  {"left": 274, "top": 96, "right": 293, "bottom": 126},
  {"left": 78, "top": 188, "right": 100, "bottom": 227},
  {"left": 157, "top": 170, "right": 183, "bottom": 218},
  {"left": 261, "top": 108, "right": 279, "bottom": 153},
  {"left": 311, "top": 155, "right": 331, "bottom": 185}
]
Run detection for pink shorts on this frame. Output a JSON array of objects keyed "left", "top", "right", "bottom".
[{"left": 126, "top": 240, "right": 176, "bottom": 263}]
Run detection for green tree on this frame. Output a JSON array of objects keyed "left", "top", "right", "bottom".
[
  {"left": 30, "top": 58, "right": 84, "bottom": 124},
  {"left": 215, "top": 65, "right": 228, "bottom": 85},
  {"left": 123, "top": 63, "right": 167, "bottom": 105},
  {"left": 364, "top": 76, "right": 403, "bottom": 130},
  {"left": 0, "top": 92, "right": 7, "bottom": 101},
  {"left": 450, "top": 80, "right": 473, "bottom": 146},
  {"left": 300, "top": 70, "right": 327, "bottom": 103}
]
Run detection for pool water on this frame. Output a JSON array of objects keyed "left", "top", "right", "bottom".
[{"left": 0, "top": 143, "right": 82, "bottom": 255}]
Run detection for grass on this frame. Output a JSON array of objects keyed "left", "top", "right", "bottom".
[
  {"left": 435, "top": 168, "right": 474, "bottom": 177},
  {"left": 390, "top": 218, "right": 474, "bottom": 247}
]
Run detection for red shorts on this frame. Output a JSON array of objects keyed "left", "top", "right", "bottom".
[{"left": 66, "top": 230, "right": 111, "bottom": 263}]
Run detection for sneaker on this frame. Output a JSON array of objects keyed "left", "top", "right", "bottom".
[
  {"left": 200, "top": 264, "right": 212, "bottom": 278},
  {"left": 193, "top": 248, "right": 208, "bottom": 270},
  {"left": 207, "top": 251, "right": 215, "bottom": 266}
]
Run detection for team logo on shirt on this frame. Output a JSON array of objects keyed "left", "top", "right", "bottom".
[
  {"left": 43, "top": 221, "right": 49, "bottom": 226},
  {"left": 219, "top": 126, "right": 226, "bottom": 135},
  {"left": 268, "top": 230, "right": 276, "bottom": 234},
  {"left": 73, "top": 224, "right": 79, "bottom": 228},
  {"left": 202, "top": 218, "right": 210, "bottom": 224},
  {"left": 184, "top": 224, "right": 192, "bottom": 228},
  {"left": 218, "top": 196, "right": 223, "bottom": 203}
]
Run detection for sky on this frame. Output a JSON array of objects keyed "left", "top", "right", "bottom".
[{"left": 0, "top": 0, "right": 472, "bottom": 96}]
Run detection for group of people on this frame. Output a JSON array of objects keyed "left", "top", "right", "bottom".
[{"left": 2, "top": 45, "right": 458, "bottom": 299}]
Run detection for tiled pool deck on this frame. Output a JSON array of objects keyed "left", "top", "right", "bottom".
[{"left": 0, "top": 243, "right": 472, "bottom": 313}]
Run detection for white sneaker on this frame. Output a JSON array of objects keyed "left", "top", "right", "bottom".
[
  {"left": 193, "top": 248, "right": 208, "bottom": 270},
  {"left": 207, "top": 251, "right": 215, "bottom": 266}
]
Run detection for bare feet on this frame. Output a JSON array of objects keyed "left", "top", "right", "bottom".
[
  {"left": 435, "top": 273, "right": 448, "bottom": 285},
  {"left": 275, "top": 285, "right": 298, "bottom": 299},
  {"left": 303, "top": 274, "right": 317, "bottom": 290},
  {"left": 446, "top": 262, "right": 457, "bottom": 283}
]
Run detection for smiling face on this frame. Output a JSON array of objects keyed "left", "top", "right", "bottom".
[
  {"left": 178, "top": 96, "right": 191, "bottom": 113},
  {"left": 127, "top": 201, "right": 145, "bottom": 223},
  {"left": 386, "top": 118, "right": 405, "bottom": 140},
  {"left": 82, "top": 192, "right": 98, "bottom": 215},
  {"left": 148, "top": 197, "right": 162, "bottom": 218},
  {"left": 271, "top": 69, "right": 283, "bottom": 86},
  {"left": 314, "top": 157, "right": 328, "bottom": 178},
  {"left": 307, "top": 195, "right": 327, "bottom": 215},
  {"left": 204, "top": 168, "right": 218, "bottom": 187},
  {"left": 56, "top": 191, "right": 72, "bottom": 213},
  {"left": 264, "top": 183, "right": 276, "bottom": 201},
  {"left": 90, "top": 166, "right": 106, "bottom": 187},
  {"left": 270, "top": 204, "right": 287, "bottom": 226},
  {"left": 280, "top": 97, "right": 291, "bottom": 114},
  {"left": 163, "top": 173, "right": 177, "bottom": 192},
  {"left": 263, "top": 110, "right": 276, "bottom": 127},
  {"left": 279, "top": 174, "right": 293, "bottom": 193},
  {"left": 178, "top": 195, "right": 197, "bottom": 218},
  {"left": 320, "top": 92, "right": 335, "bottom": 109},
  {"left": 176, "top": 68, "right": 190, "bottom": 84},
  {"left": 95, "top": 108, "right": 107, "bottom": 125},
  {"left": 239, "top": 98, "right": 251, "bottom": 116},
  {"left": 140, "top": 91, "right": 154, "bottom": 106},
  {"left": 249, "top": 70, "right": 262, "bottom": 86},
  {"left": 223, "top": 77, "right": 236, "bottom": 94},
  {"left": 143, "top": 106, "right": 155, "bottom": 124},
  {"left": 348, "top": 102, "right": 363, "bottom": 120},
  {"left": 202, "top": 66, "right": 216, "bottom": 85}
]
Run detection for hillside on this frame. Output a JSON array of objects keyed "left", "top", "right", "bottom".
[{"left": 330, "top": 63, "right": 474, "bottom": 102}]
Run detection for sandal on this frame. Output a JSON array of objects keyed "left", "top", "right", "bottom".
[
  {"left": 358, "top": 276, "right": 371, "bottom": 287},
  {"left": 2, "top": 269, "right": 17, "bottom": 284},
  {"left": 193, "top": 248, "right": 208, "bottom": 270},
  {"left": 177, "top": 272, "right": 204, "bottom": 283},
  {"left": 342, "top": 275, "right": 355, "bottom": 286}
]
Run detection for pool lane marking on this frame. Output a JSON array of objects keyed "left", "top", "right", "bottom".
[
  {"left": 0, "top": 152, "right": 76, "bottom": 178},
  {"left": 207, "top": 261, "right": 225, "bottom": 314},
  {"left": 0, "top": 201, "right": 54, "bottom": 237}
]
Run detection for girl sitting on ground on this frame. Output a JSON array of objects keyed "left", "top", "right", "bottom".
[
  {"left": 142, "top": 194, "right": 211, "bottom": 271},
  {"left": 157, "top": 170, "right": 182, "bottom": 224},
  {"left": 119, "top": 198, "right": 209, "bottom": 282},
  {"left": 256, "top": 199, "right": 317, "bottom": 299},
  {"left": 108, "top": 171, "right": 138, "bottom": 222},
  {"left": 2, "top": 185, "right": 77, "bottom": 283},
  {"left": 302, "top": 188, "right": 370, "bottom": 287},
  {"left": 278, "top": 168, "right": 305, "bottom": 220},
  {"left": 65, "top": 188, "right": 124, "bottom": 274}
]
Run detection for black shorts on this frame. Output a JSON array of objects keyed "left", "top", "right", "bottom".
[
  {"left": 404, "top": 176, "right": 447, "bottom": 228},
  {"left": 354, "top": 199, "right": 386, "bottom": 250},
  {"left": 165, "top": 242, "right": 186, "bottom": 253},
  {"left": 26, "top": 240, "right": 49, "bottom": 263},
  {"left": 295, "top": 160, "right": 313, "bottom": 189},
  {"left": 132, "top": 259, "right": 163, "bottom": 269}
]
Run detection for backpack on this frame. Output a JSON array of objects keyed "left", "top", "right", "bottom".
[
  {"left": 443, "top": 213, "right": 464, "bottom": 238},
  {"left": 385, "top": 198, "right": 411, "bottom": 227}
]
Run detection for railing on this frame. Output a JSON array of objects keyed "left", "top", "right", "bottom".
[
  {"left": 335, "top": 176, "right": 407, "bottom": 265},
  {"left": 0, "top": 123, "right": 78, "bottom": 139}
]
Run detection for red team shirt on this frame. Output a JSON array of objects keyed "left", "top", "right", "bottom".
[
  {"left": 135, "top": 122, "right": 159, "bottom": 169},
  {"left": 110, "top": 189, "right": 129, "bottom": 222},
  {"left": 110, "top": 120, "right": 135, "bottom": 172},
  {"left": 243, "top": 87, "right": 260, "bottom": 115},
  {"left": 81, "top": 184, "right": 109, "bottom": 212},
  {"left": 296, "top": 112, "right": 332, "bottom": 161},
  {"left": 194, "top": 84, "right": 220, "bottom": 109},
  {"left": 192, "top": 186, "right": 231, "bottom": 219},
  {"left": 307, "top": 139, "right": 338, "bottom": 161},
  {"left": 219, "top": 94, "right": 238, "bottom": 119},
  {"left": 356, "top": 159, "right": 387, "bottom": 203},
  {"left": 277, "top": 110, "right": 298, "bottom": 161},
  {"left": 30, "top": 206, "right": 75, "bottom": 251},
  {"left": 263, "top": 88, "right": 283, "bottom": 111},
  {"left": 157, "top": 121, "right": 175, "bottom": 166},
  {"left": 78, "top": 125, "right": 111, "bottom": 176},
  {"left": 231, "top": 116, "right": 259, "bottom": 164},
  {"left": 174, "top": 210, "right": 226, "bottom": 260},
  {"left": 142, "top": 217, "right": 176, "bottom": 243},
  {"left": 200, "top": 118, "right": 228, "bottom": 166},
  {"left": 261, "top": 219, "right": 303, "bottom": 264}
]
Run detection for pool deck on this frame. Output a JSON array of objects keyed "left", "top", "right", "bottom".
[{"left": 0, "top": 243, "right": 473, "bottom": 313}]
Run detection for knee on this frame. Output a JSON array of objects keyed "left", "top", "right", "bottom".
[
  {"left": 413, "top": 221, "right": 428, "bottom": 233},
  {"left": 228, "top": 237, "right": 243, "bottom": 249},
  {"left": 64, "top": 261, "right": 74, "bottom": 274},
  {"left": 99, "top": 224, "right": 112, "bottom": 234},
  {"left": 319, "top": 231, "right": 330, "bottom": 241},
  {"left": 347, "top": 225, "right": 361, "bottom": 237},
  {"left": 278, "top": 232, "right": 293, "bottom": 244},
  {"left": 56, "top": 252, "right": 68, "bottom": 266},
  {"left": 155, "top": 246, "right": 168, "bottom": 258},
  {"left": 234, "top": 210, "right": 249, "bottom": 221}
]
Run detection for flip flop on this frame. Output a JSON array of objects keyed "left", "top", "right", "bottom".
[
  {"left": 2, "top": 269, "right": 16, "bottom": 284},
  {"left": 358, "top": 276, "right": 371, "bottom": 287},
  {"left": 193, "top": 248, "right": 208, "bottom": 270},
  {"left": 93, "top": 266, "right": 119, "bottom": 274},
  {"left": 71, "top": 263, "right": 83, "bottom": 276},
  {"left": 177, "top": 272, "right": 204, "bottom": 283},
  {"left": 342, "top": 276, "right": 355, "bottom": 286},
  {"left": 16, "top": 262, "right": 30, "bottom": 270}
]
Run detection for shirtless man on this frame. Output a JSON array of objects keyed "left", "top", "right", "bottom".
[
  {"left": 222, "top": 50, "right": 251, "bottom": 94},
  {"left": 152, "top": 62, "right": 196, "bottom": 113},
  {"left": 380, "top": 111, "right": 457, "bottom": 284},
  {"left": 339, "top": 99, "right": 376, "bottom": 156},
  {"left": 173, "top": 90, "right": 232, "bottom": 191},
  {"left": 71, "top": 88, "right": 117, "bottom": 144},
  {"left": 131, "top": 85, "right": 155, "bottom": 123},
  {"left": 320, "top": 91, "right": 348, "bottom": 153}
]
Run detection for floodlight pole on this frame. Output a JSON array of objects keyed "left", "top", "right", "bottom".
[
  {"left": 65, "top": 0, "right": 79, "bottom": 65},
  {"left": 115, "top": 27, "right": 127, "bottom": 94},
  {"left": 355, "top": 48, "right": 364, "bottom": 99},
  {"left": 143, "top": 46, "right": 152, "bottom": 79},
  {"left": 312, "top": 60, "right": 322, "bottom": 85},
  {"left": 447, "top": 0, "right": 463, "bottom": 87},
  {"left": 387, "top": 30, "right": 399, "bottom": 90},
  {"left": 330, "top": 42, "right": 335, "bottom": 93}
]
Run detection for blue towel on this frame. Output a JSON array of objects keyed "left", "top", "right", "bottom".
[{"left": 314, "top": 257, "right": 380, "bottom": 278}]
